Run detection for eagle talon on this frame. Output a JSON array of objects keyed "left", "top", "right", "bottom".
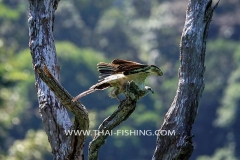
[{"left": 116, "top": 96, "right": 122, "bottom": 103}]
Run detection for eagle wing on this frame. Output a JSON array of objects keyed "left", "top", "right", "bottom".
[
  {"left": 72, "top": 59, "right": 156, "bottom": 102},
  {"left": 97, "top": 59, "right": 148, "bottom": 80}
]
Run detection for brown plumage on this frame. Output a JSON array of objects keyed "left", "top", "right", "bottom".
[{"left": 72, "top": 59, "right": 163, "bottom": 102}]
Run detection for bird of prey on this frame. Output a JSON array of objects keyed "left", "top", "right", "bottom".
[{"left": 72, "top": 59, "right": 163, "bottom": 102}]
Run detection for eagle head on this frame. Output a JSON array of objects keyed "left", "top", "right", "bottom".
[{"left": 150, "top": 65, "right": 163, "bottom": 76}]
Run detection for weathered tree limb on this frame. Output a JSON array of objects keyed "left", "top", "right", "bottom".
[
  {"left": 29, "top": 0, "right": 219, "bottom": 159},
  {"left": 28, "top": 1, "right": 151, "bottom": 160},
  {"left": 89, "top": 81, "right": 149, "bottom": 160},
  {"left": 34, "top": 62, "right": 148, "bottom": 160},
  {"left": 35, "top": 62, "right": 149, "bottom": 160},
  {"left": 28, "top": 0, "right": 89, "bottom": 159},
  {"left": 35, "top": 63, "right": 89, "bottom": 159},
  {"left": 35, "top": 63, "right": 89, "bottom": 122},
  {"left": 152, "top": 0, "right": 219, "bottom": 159}
]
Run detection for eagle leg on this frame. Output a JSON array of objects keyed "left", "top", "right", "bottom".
[{"left": 116, "top": 95, "right": 122, "bottom": 103}]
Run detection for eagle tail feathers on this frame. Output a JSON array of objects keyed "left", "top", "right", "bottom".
[{"left": 72, "top": 89, "right": 95, "bottom": 102}]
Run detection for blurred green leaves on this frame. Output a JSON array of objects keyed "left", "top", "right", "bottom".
[
  {"left": 0, "top": 0, "right": 240, "bottom": 159},
  {"left": 3, "top": 130, "right": 51, "bottom": 160},
  {"left": 0, "top": 3, "right": 19, "bottom": 19},
  {"left": 196, "top": 143, "right": 237, "bottom": 160}
]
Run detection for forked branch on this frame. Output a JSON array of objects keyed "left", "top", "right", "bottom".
[
  {"left": 88, "top": 81, "right": 148, "bottom": 160},
  {"left": 35, "top": 62, "right": 148, "bottom": 160},
  {"left": 34, "top": 62, "right": 89, "bottom": 159},
  {"left": 152, "top": 0, "right": 219, "bottom": 159}
]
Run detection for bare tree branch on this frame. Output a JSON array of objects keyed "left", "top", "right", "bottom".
[
  {"left": 152, "top": 0, "right": 219, "bottom": 159},
  {"left": 35, "top": 63, "right": 89, "bottom": 121},
  {"left": 28, "top": 0, "right": 89, "bottom": 159},
  {"left": 35, "top": 63, "right": 89, "bottom": 159},
  {"left": 28, "top": 1, "right": 152, "bottom": 159},
  {"left": 35, "top": 62, "right": 149, "bottom": 160},
  {"left": 89, "top": 81, "right": 149, "bottom": 160},
  {"left": 29, "top": 0, "right": 220, "bottom": 159}
]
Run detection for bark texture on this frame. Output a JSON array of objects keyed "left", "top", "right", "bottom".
[
  {"left": 28, "top": 1, "right": 151, "bottom": 160},
  {"left": 28, "top": 0, "right": 89, "bottom": 159},
  {"left": 34, "top": 63, "right": 147, "bottom": 160},
  {"left": 88, "top": 81, "right": 148, "bottom": 160},
  {"left": 152, "top": 0, "right": 219, "bottom": 160},
  {"left": 29, "top": 0, "right": 219, "bottom": 159}
]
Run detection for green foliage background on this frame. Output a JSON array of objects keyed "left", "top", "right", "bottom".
[{"left": 0, "top": 0, "right": 239, "bottom": 160}]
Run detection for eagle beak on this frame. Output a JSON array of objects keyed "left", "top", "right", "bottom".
[
  {"left": 158, "top": 71, "right": 163, "bottom": 76},
  {"left": 147, "top": 87, "right": 154, "bottom": 94},
  {"left": 150, "top": 89, "right": 154, "bottom": 94}
]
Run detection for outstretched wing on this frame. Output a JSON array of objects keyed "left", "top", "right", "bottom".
[
  {"left": 72, "top": 74, "right": 125, "bottom": 102},
  {"left": 97, "top": 59, "right": 148, "bottom": 80}
]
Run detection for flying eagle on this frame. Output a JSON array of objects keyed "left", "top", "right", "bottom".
[{"left": 72, "top": 59, "right": 163, "bottom": 102}]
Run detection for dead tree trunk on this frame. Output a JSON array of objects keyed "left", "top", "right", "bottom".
[
  {"left": 152, "top": 0, "right": 219, "bottom": 159},
  {"left": 28, "top": 1, "right": 146, "bottom": 160},
  {"left": 28, "top": 0, "right": 89, "bottom": 159},
  {"left": 28, "top": 0, "right": 219, "bottom": 159}
]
